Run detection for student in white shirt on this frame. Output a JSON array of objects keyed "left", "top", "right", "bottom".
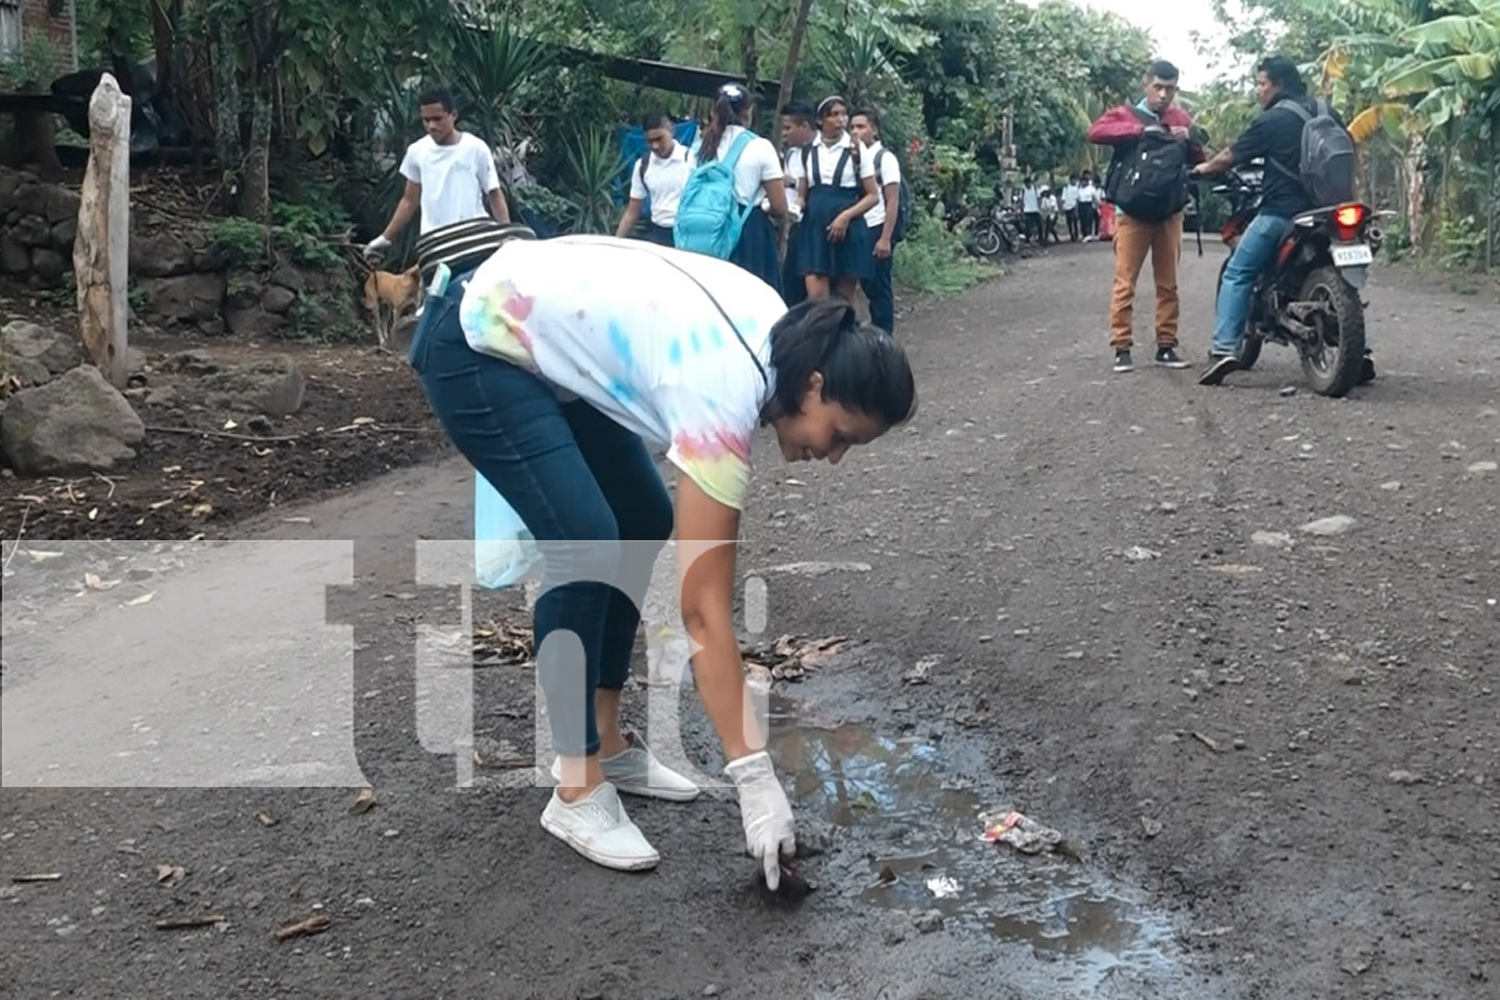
[
  {"left": 1021, "top": 177, "right": 1042, "bottom": 245},
  {"left": 364, "top": 86, "right": 509, "bottom": 261},
  {"left": 1077, "top": 170, "right": 1100, "bottom": 240},
  {"left": 1062, "top": 174, "right": 1082, "bottom": 242},
  {"left": 776, "top": 100, "right": 817, "bottom": 308},
  {"left": 688, "top": 83, "right": 788, "bottom": 292},
  {"left": 615, "top": 111, "right": 691, "bottom": 246},
  {"left": 405, "top": 221, "right": 917, "bottom": 877},
  {"left": 849, "top": 108, "right": 902, "bottom": 335},
  {"left": 790, "top": 95, "right": 879, "bottom": 305}
]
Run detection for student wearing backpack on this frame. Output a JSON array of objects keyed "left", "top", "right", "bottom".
[
  {"left": 790, "top": 96, "right": 881, "bottom": 305},
  {"left": 673, "top": 83, "right": 788, "bottom": 292},
  {"left": 614, "top": 112, "right": 691, "bottom": 246},
  {"left": 774, "top": 101, "right": 818, "bottom": 308},
  {"left": 1088, "top": 59, "right": 1204, "bottom": 374},
  {"left": 1192, "top": 55, "right": 1374, "bottom": 387},
  {"left": 850, "top": 108, "right": 910, "bottom": 336}
]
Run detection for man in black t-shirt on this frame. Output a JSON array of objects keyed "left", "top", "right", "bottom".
[{"left": 1191, "top": 55, "right": 1368, "bottom": 386}]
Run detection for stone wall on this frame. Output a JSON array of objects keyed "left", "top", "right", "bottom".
[{"left": 0, "top": 166, "right": 358, "bottom": 340}]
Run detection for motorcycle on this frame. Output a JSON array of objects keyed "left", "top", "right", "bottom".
[
  {"left": 969, "top": 201, "right": 1025, "bottom": 258},
  {"left": 1211, "top": 159, "right": 1378, "bottom": 397}
]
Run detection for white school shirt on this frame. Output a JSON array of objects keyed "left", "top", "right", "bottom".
[
  {"left": 399, "top": 132, "right": 502, "bottom": 234},
  {"left": 1078, "top": 182, "right": 1098, "bottom": 204},
  {"left": 786, "top": 132, "right": 876, "bottom": 191},
  {"left": 1062, "top": 183, "right": 1080, "bottom": 210},
  {"left": 697, "top": 124, "right": 783, "bottom": 208},
  {"left": 459, "top": 235, "right": 786, "bottom": 511},
  {"left": 862, "top": 140, "right": 902, "bottom": 229},
  {"left": 629, "top": 141, "right": 691, "bottom": 227},
  {"left": 1022, "top": 186, "right": 1040, "bottom": 212}
]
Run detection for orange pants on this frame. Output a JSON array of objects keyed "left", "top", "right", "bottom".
[{"left": 1109, "top": 210, "right": 1184, "bottom": 351}]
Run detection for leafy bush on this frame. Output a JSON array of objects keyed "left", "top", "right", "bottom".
[{"left": 893, "top": 205, "right": 993, "bottom": 297}]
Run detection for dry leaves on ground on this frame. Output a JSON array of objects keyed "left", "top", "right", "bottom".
[
  {"left": 740, "top": 634, "right": 861, "bottom": 681},
  {"left": 473, "top": 620, "right": 534, "bottom": 666}
]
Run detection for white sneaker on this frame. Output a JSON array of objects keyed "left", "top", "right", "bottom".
[
  {"left": 549, "top": 732, "right": 701, "bottom": 802},
  {"left": 539, "top": 782, "right": 660, "bottom": 871}
]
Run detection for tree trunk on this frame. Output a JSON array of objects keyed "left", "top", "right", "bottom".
[
  {"left": 211, "top": 16, "right": 243, "bottom": 204},
  {"left": 242, "top": 92, "right": 272, "bottom": 223},
  {"left": 1404, "top": 131, "right": 1426, "bottom": 254},
  {"left": 73, "top": 73, "right": 131, "bottom": 389},
  {"left": 773, "top": 0, "right": 815, "bottom": 158}
]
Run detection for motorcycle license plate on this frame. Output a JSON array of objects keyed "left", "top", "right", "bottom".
[{"left": 1332, "top": 243, "right": 1373, "bottom": 267}]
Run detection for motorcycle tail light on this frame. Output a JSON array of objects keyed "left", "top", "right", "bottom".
[{"left": 1335, "top": 205, "right": 1366, "bottom": 228}]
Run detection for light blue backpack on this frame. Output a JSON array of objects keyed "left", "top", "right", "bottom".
[{"left": 672, "top": 129, "right": 758, "bottom": 259}]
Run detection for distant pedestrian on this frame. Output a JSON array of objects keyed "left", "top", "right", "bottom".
[
  {"left": 1062, "top": 174, "right": 1081, "bottom": 241},
  {"left": 1021, "top": 177, "right": 1042, "bottom": 244},
  {"left": 1077, "top": 171, "right": 1100, "bottom": 240},
  {"left": 615, "top": 111, "right": 690, "bottom": 246},
  {"left": 775, "top": 100, "right": 817, "bottom": 307}
]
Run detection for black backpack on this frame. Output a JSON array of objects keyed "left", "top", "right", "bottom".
[
  {"left": 1109, "top": 108, "right": 1191, "bottom": 223},
  {"left": 1269, "top": 97, "right": 1357, "bottom": 207}
]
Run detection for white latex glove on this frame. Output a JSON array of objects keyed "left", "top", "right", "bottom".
[
  {"left": 725, "top": 750, "right": 796, "bottom": 890},
  {"left": 363, "top": 234, "right": 392, "bottom": 263}
]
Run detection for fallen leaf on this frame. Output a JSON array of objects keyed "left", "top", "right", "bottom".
[
  {"left": 155, "top": 864, "right": 186, "bottom": 886},
  {"left": 189, "top": 504, "right": 213, "bottom": 518},
  {"left": 348, "top": 788, "right": 378, "bottom": 815},
  {"left": 123, "top": 592, "right": 156, "bottom": 607},
  {"left": 161, "top": 465, "right": 182, "bottom": 474},
  {"left": 253, "top": 811, "right": 278, "bottom": 828},
  {"left": 223, "top": 419, "right": 238, "bottom": 430},
  {"left": 281, "top": 517, "right": 311, "bottom": 525},
  {"left": 1192, "top": 731, "right": 1223, "bottom": 753},
  {"left": 87, "top": 507, "right": 99, "bottom": 521}
]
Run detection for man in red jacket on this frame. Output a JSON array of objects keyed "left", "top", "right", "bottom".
[{"left": 1088, "top": 60, "right": 1205, "bottom": 374}]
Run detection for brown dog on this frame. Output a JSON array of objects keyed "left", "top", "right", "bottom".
[{"left": 362, "top": 265, "right": 421, "bottom": 352}]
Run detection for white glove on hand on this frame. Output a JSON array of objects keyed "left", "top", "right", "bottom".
[
  {"left": 725, "top": 750, "right": 796, "bottom": 890},
  {"left": 363, "top": 234, "right": 392, "bottom": 263}
]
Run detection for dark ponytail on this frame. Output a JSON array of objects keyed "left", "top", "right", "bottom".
[
  {"left": 698, "top": 82, "right": 751, "bottom": 164},
  {"left": 762, "top": 299, "right": 917, "bottom": 429}
]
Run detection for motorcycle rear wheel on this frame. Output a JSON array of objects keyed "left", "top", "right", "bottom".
[
  {"left": 1215, "top": 256, "right": 1262, "bottom": 370},
  {"left": 1298, "top": 266, "right": 1366, "bottom": 398}
]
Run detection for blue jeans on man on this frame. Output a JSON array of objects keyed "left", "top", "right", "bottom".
[{"left": 1211, "top": 212, "right": 1289, "bottom": 357}]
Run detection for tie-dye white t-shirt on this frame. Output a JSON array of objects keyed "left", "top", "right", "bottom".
[{"left": 457, "top": 234, "right": 785, "bottom": 511}]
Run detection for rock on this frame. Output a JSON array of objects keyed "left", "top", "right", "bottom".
[
  {"left": 2, "top": 320, "right": 83, "bottom": 380},
  {"left": 137, "top": 272, "right": 227, "bottom": 326},
  {"left": 1300, "top": 515, "right": 1356, "bottom": 537},
  {"left": 43, "top": 184, "right": 81, "bottom": 223},
  {"left": 262, "top": 285, "right": 297, "bottom": 315},
  {"left": 0, "top": 233, "right": 29, "bottom": 273},
  {"left": 1467, "top": 461, "right": 1498, "bottom": 475},
  {"left": 912, "top": 909, "right": 944, "bottom": 934},
  {"left": 51, "top": 217, "right": 77, "bottom": 250},
  {"left": 225, "top": 305, "right": 285, "bottom": 338},
  {"left": 1, "top": 366, "right": 145, "bottom": 474},
  {"left": 1251, "top": 530, "right": 1294, "bottom": 549},
  {"left": 1379, "top": 481, "right": 1402, "bottom": 491},
  {"left": 128, "top": 231, "right": 197, "bottom": 278},
  {"left": 1387, "top": 769, "right": 1424, "bottom": 786},
  {"left": 1279, "top": 385, "right": 1298, "bottom": 397},
  {"left": 1123, "top": 545, "right": 1161, "bottom": 561},
  {"left": 30, "top": 248, "right": 66, "bottom": 283},
  {"left": 198, "top": 355, "right": 306, "bottom": 416},
  {"left": 13, "top": 214, "right": 50, "bottom": 247}
]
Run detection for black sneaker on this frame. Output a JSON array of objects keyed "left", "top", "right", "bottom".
[
  {"left": 1113, "top": 350, "right": 1134, "bottom": 373},
  {"left": 1358, "top": 351, "right": 1376, "bottom": 385},
  {"left": 1198, "top": 353, "right": 1240, "bottom": 386},
  {"left": 1155, "top": 346, "right": 1190, "bottom": 369}
]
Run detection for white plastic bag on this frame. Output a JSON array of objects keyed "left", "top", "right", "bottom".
[{"left": 474, "top": 473, "right": 540, "bottom": 589}]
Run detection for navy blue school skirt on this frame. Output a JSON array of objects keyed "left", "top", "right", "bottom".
[
  {"left": 730, "top": 207, "right": 783, "bottom": 297},
  {"left": 799, "top": 183, "right": 873, "bottom": 281}
]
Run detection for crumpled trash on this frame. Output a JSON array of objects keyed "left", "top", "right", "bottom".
[{"left": 979, "top": 808, "right": 1080, "bottom": 859}]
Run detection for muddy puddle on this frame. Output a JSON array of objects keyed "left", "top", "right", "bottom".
[{"left": 767, "top": 695, "right": 1179, "bottom": 991}]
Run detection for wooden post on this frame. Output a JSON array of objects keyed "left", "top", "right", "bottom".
[{"left": 73, "top": 72, "right": 131, "bottom": 389}]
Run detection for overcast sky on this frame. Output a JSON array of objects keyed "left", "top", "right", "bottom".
[{"left": 1030, "top": 0, "right": 1257, "bottom": 88}]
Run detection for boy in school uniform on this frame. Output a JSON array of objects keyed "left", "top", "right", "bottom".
[{"left": 615, "top": 111, "right": 691, "bottom": 246}]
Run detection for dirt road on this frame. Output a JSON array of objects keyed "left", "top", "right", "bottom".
[{"left": 3, "top": 244, "right": 1498, "bottom": 1000}]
